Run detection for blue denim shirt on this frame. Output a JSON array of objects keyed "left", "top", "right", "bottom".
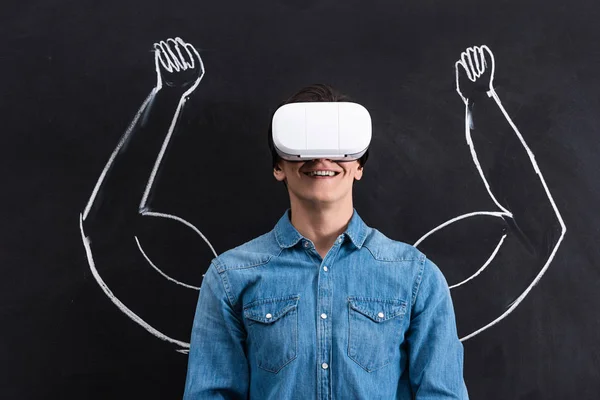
[{"left": 183, "top": 210, "right": 468, "bottom": 399}]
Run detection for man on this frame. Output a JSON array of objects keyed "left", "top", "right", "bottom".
[{"left": 183, "top": 84, "right": 468, "bottom": 399}]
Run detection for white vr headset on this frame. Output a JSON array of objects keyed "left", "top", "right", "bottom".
[{"left": 272, "top": 102, "right": 372, "bottom": 161}]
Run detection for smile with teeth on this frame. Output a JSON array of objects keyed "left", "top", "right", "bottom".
[{"left": 304, "top": 170, "right": 340, "bottom": 177}]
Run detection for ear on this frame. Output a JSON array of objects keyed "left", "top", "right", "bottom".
[
  {"left": 353, "top": 164, "right": 364, "bottom": 181},
  {"left": 273, "top": 164, "right": 286, "bottom": 182}
]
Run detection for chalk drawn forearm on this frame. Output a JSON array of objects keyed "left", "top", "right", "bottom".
[
  {"left": 456, "top": 46, "right": 565, "bottom": 253},
  {"left": 140, "top": 38, "right": 205, "bottom": 211},
  {"left": 82, "top": 38, "right": 204, "bottom": 222}
]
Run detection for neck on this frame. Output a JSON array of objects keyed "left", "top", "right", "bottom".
[{"left": 288, "top": 196, "right": 354, "bottom": 258}]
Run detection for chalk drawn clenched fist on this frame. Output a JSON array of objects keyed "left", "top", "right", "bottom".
[
  {"left": 153, "top": 37, "right": 204, "bottom": 95},
  {"left": 455, "top": 45, "right": 495, "bottom": 105}
]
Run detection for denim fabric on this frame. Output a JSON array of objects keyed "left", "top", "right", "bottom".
[{"left": 183, "top": 210, "right": 468, "bottom": 399}]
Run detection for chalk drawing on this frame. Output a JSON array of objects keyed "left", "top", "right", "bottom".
[
  {"left": 80, "top": 41, "right": 567, "bottom": 349},
  {"left": 80, "top": 38, "right": 215, "bottom": 352},
  {"left": 415, "top": 45, "right": 567, "bottom": 341}
]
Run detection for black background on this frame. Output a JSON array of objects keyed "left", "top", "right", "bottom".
[{"left": 2, "top": 0, "right": 600, "bottom": 398}]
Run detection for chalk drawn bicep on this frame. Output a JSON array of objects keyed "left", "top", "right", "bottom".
[
  {"left": 414, "top": 212, "right": 509, "bottom": 285},
  {"left": 130, "top": 211, "right": 216, "bottom": 292}
]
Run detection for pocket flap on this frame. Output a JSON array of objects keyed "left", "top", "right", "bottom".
[
  {"left": 244, "top": 295, "right": 300, "bottom": 324},
  {"left": 348, "top": 297, "right": 407, "bottom": 323}
]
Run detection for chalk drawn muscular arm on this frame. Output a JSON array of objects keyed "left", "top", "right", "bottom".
[
  {"left": 415, "top": 46, "right": 566, "bottom": 340},
  {"left": 79, "top": 38, "right": 214, "bottom": 350}
]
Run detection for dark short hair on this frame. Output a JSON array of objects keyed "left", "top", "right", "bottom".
[{"left": 267, "top": 84, "right": 370, "bottom": 169}]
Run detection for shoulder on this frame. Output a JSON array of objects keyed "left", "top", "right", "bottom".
[
  {"left": 361, "top": 229, "right": 437, "bottom": 306},
  {"left": 212, "top": 230, "right": 281, "bottom": 273},
  {"left": 362, "top": 228, "right": 426, "bottom": 263}
]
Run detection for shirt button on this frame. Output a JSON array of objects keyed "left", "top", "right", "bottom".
[
  {"left": 321, "top": 363, "right": 329, "bottom": 370},
  {"left": 320, "top": 313, "right": 327, "bottom": 319},
  {"left": 266, "top": 313, "right": 273, "bottom": 319},
  {"left": 303, "top": 241, "right": 310, "bottom": 248},
  {"left": 337, "top": 237, "right": 343, "bottom": 244},
  {"left": 323, "top": 266, "right": 328, "bottom": 272},
  {"left": 378, "top": 312, "right": 384, "bottom": 318}
]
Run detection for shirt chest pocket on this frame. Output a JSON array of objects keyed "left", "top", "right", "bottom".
[
  {"left": 348, "top": 297, "right": 408, "bottom": 372},
  {"left": 243, "top": 295, "right": 299, "bottom": 373}
]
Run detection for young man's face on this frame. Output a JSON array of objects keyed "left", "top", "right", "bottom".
[{"left": 273, "top": 158, "right": 363, "bottom": 205}]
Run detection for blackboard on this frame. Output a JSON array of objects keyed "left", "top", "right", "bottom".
[{"left": 2, "top": 0, "right": 600, "bottom": 398}]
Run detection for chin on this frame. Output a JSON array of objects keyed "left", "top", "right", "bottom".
[
  {"left": 304, "top": 192, "right": 342, "bottom": 204},
  {"left": 290, "top": 185, "right": 350, "bottom": 205}
]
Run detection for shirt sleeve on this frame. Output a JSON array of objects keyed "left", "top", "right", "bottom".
[
  {"left": 406, "top": 257, "right": 469, "bottom": 399},
  {"left": 183, "top": 263, "right": 249, "bottom": 399}
]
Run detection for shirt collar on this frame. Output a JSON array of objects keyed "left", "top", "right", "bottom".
[{"left": 274, "top": 209, "right": 368, "bottom": 249}]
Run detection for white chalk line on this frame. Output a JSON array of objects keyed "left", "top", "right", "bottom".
[
  {"left": 449, "top": 234, "right": 507, "bottom": 289},
  {"left": 80, "top": 38, "right": 209, "bottom": 350},
  {"left": 140, "top": 211, "right": 218, "bottom": 258},
  {"left": 438, "top": 45, "right": 567, "bottom": 341},
  {"left": 135, "top": 237, "right": 201, "bottom": 290},
  {"left": 458, "top": 87, "right": 567, "bottom": 341},
  {"left": 82, "top": 89, "right": 158, "bottom": 221},
  {"left": 414, "top": 211, "right": 508, "bottom": 248},
  {"left": 140, "top": 39, "right": 205, "bottom": 210},
  {"left": 135, "top": 211, "right": 218, "bottom": 290},
  {"left": 460, "top": 226, "right": 565, "bottom": 341},
  {"left": 456, "top": 46, "right": 511, "bottom": 216},
  {"left": 154, "top": 38, "right": 196, "bottom": 74},
  {"left": 79, "top": 214, "right": 190, "bottom": 350},
  {"left": 488, "top": 89, "right": 566, "bottom": 234}
]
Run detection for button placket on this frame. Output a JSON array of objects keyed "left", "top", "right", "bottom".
[{"left": 316, "top": 240, "right": 343, "bottom": 400}]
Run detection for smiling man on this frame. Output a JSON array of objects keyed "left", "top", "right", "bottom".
[{"left": 183, "top": 84, "right": 468, "bottom": 399}]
